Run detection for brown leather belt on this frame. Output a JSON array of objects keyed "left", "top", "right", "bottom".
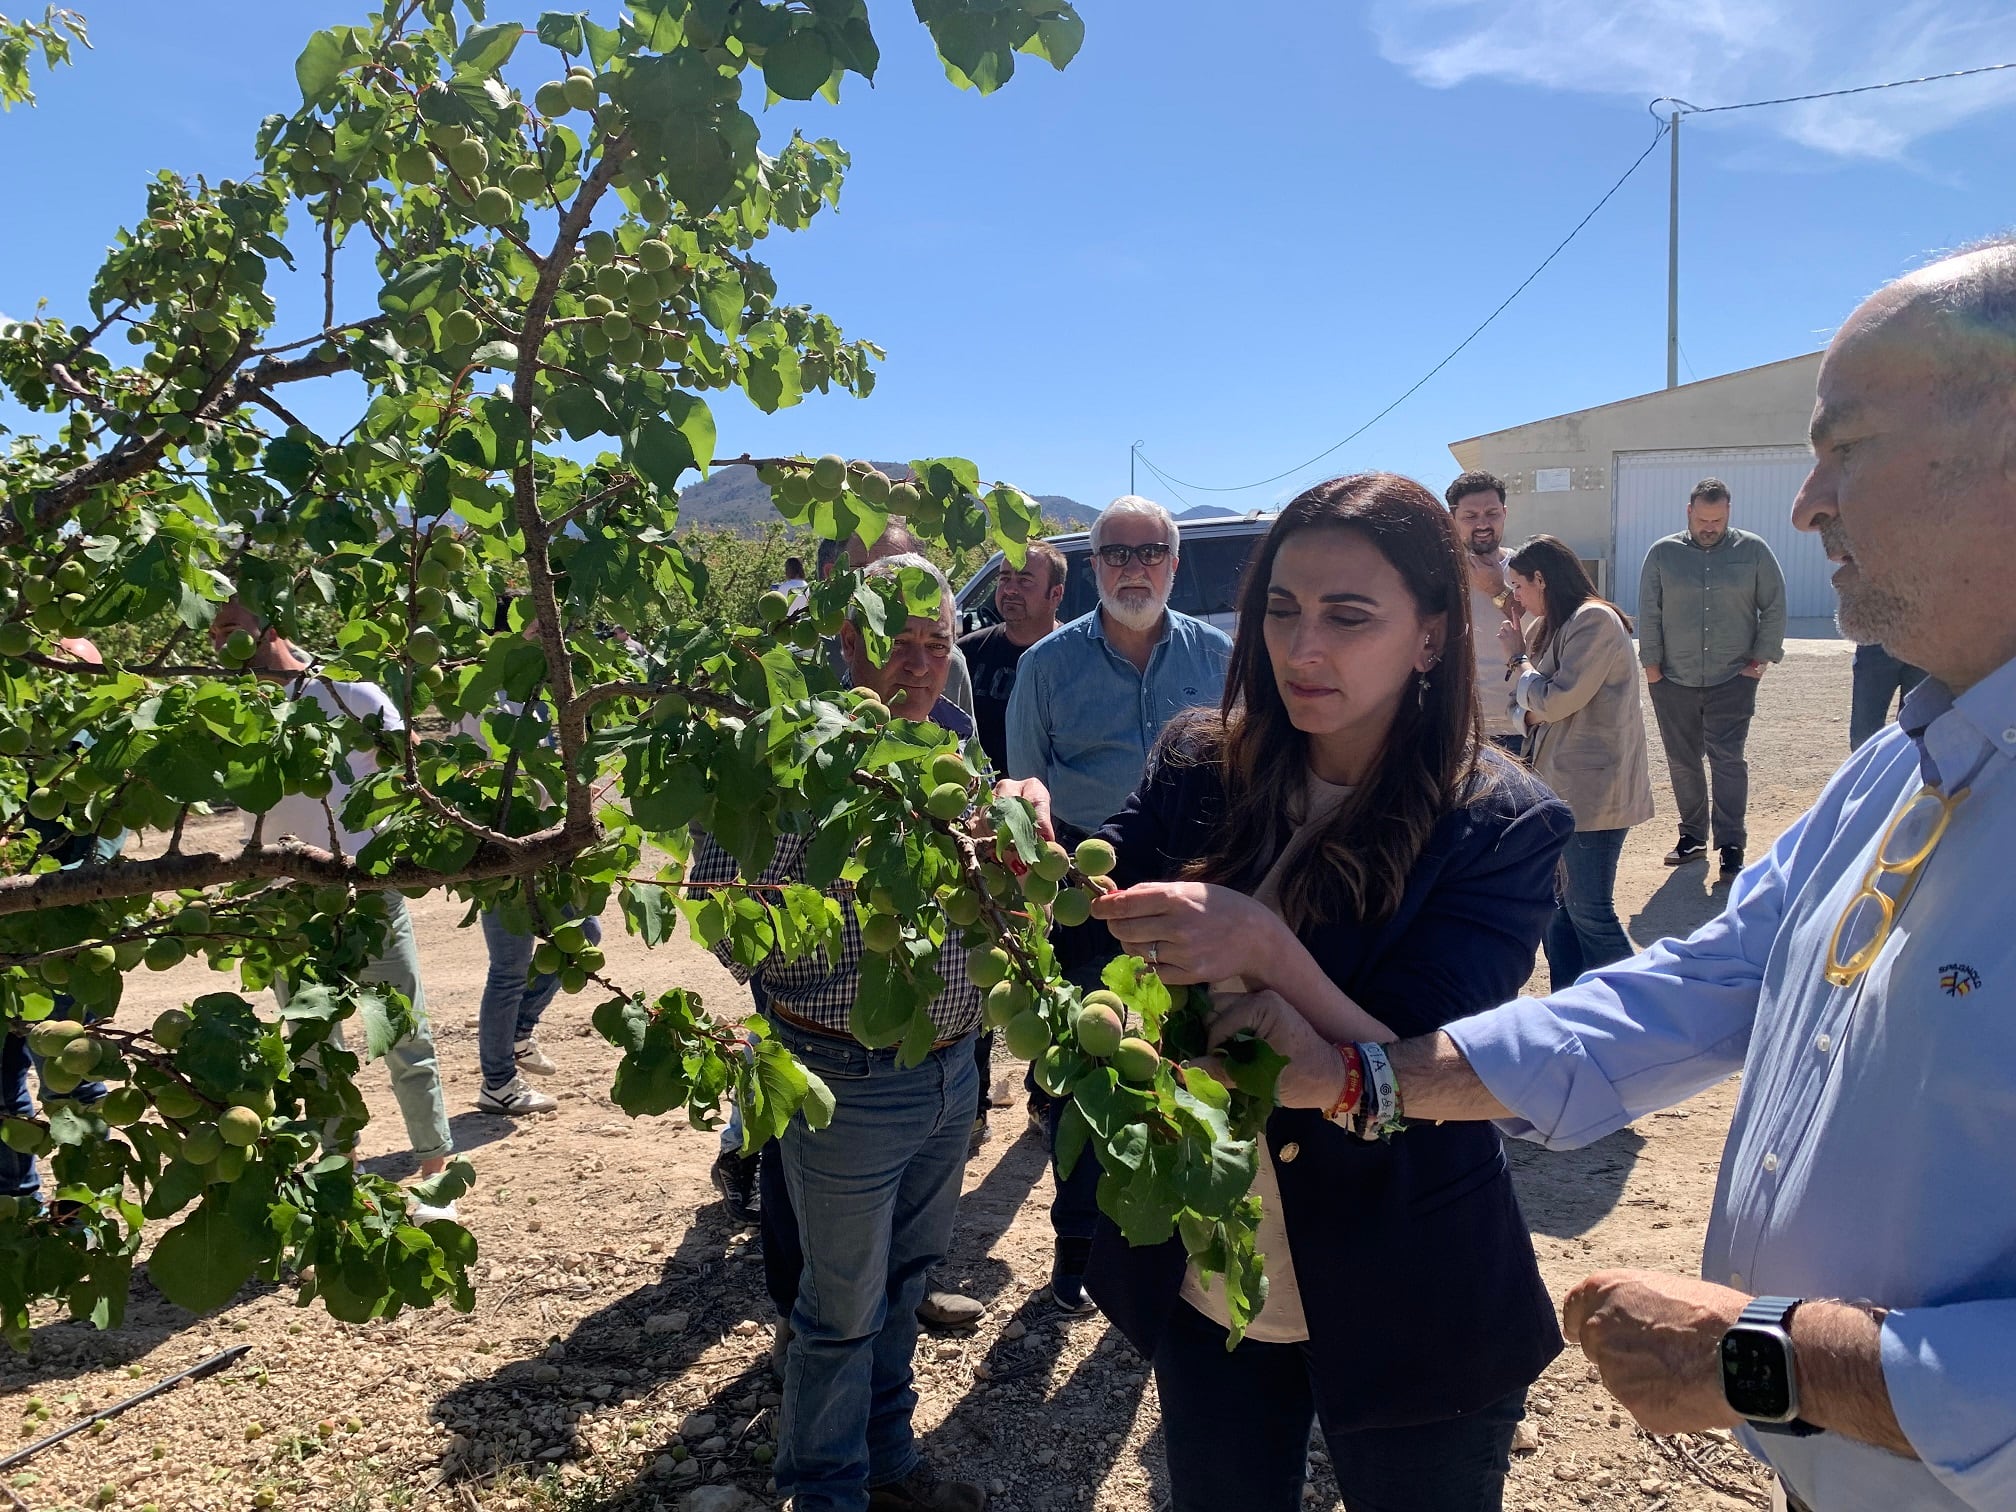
[{"left": 767, "top": 1001, "right": 968, "bottom": 1052}]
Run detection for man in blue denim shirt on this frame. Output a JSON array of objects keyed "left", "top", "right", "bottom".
[
  {"left": 1004, "top": 496, "right": 1231, "bottom": 840},
  {"left": 1208, "top": 239, "right": 2016, "bottom": 1512},
  {"left": 689, "top": 555, "right": 987, "bottom": 1512}
]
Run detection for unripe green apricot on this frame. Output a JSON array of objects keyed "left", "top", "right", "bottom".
[
  {"left": 562, "top": 74, "right": 599, "bottom": 110},
  {"left": 810, "top": 455, "right": 846, "bottom": 494},
  {"left": 152, "top": 1007, "right": 192, "bottom": 1048},
  {"left": 1114, "top": 1037, "right": 1162, "bottom": 1085},
  {"left": 218, "top": 1106, "right": 263, "bottom": 1148},
  {"left": 968, "top": 945, "right": 1011, "bottom": 990},
  {"left": 925, "top": 783, "right": 968, "bottom": 822},
  {"left": 1032, "top": 841, "right": 1071, "bottom": 883},
  {"left": 440, "top": 309, "right": 482, "bottom": 346},
  {"left": 446, "top": 140, "right": 489, "bottom": 179},
  {"left": 395, "top": 148, "right": 436, "bottom": 185},
  {"left": 1002, "top": 1009, "right": 1050, "bottom": 1061},
  {"left": 1073, "top": 837, "right": 1117, "bottom": 877},
  {"left": 534, "top": 81, "right": 571, "bottom": 117},
  {"left": 472, "top": 187, "right": 515, "bottom": 227},
  {"left": 1073, "top": 1003, "right": 1124, "bottom": 1058},
  {"left": 583, "top": 230, "right": 616, "bottom": 266},
  {"left": 1051, "top": 887, "right": 1092, "bottom": 928},
  {"left": 861, "top": 913, "right": 902, "bottom": 953}
]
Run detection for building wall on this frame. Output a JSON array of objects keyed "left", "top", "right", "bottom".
[{"left": 1446, "top": 353, "right": 1825, "bottom": 580}]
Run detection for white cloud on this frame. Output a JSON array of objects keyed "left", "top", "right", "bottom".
[{"left": 1368, "top": 0, "right": 2016, "bottom": 160}]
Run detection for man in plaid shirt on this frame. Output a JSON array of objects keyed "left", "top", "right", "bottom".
[{"left": 688, "top": 554, "right": 988, "bottom": 1512}]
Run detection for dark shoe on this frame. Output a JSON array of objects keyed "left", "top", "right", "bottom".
[
  {"left": 869, "top": 1459, "right": 988, "bottom": 1512},
  {"left": 1719, "top": 845, "right": 1745, "bottom": 876},
  {"left": 1048, "top": 1237, "right": 1098, "bottom": 1317},
  {"left": 709, "top": 1148, "right": 760, "bottom": 1226},
  {"left": 1024, "top": 1094, "right": 1051, "bottom": 1138},
  {"left": 1664, "top": 835, "right": 1707, "bottom": 866},
  {"left": 967, "top": 1115, "right": 988, "bottom": 1159},
  {"left": 917, "top": 1282, "right": 984, "bottom": 1329}
]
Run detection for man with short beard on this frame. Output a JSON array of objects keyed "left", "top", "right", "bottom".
[
  {"left": 959, "top": 538, "right": 1067, "bottom": 772},
  {"left": 1004, "top": 496, "right": 1231, "bottom": 841},
  {"left": 1445, "top": 470, "right": 1530, "bottom": 752},
  {"left": 1637, "top": 480, "right": 1787, "bottom": 876}
]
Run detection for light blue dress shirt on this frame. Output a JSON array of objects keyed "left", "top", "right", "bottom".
[
  {"left": 1003, "top": 607, "right": 1232, "bottom": 835},
  {"left": 1448, "top": 653, "right": 2016, "bottom": 1512}
]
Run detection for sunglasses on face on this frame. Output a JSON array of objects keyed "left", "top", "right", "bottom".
[{"left": 1095, "top": 543, "right": 1172, "bottom": 569}]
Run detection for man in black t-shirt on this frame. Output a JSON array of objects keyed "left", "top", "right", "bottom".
[{"left": 958, "top": 538, "right": 1067, "bottom": 772}]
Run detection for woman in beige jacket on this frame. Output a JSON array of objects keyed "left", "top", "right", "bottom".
[{"left": 1496, "top": 535, "right": 1655, "bottom": 985}]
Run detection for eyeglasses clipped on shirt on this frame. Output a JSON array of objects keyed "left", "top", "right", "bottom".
[
  {"left": 1094, "top": 543, "right": 1173, "bottom": 569},
  {"left": 1825, "top": 784, "right": 1969, "bottom": 988}
]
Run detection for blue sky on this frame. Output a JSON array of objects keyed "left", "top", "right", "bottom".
[{"left": 4, "top": 1, "right": 2015, "bottom": 514}]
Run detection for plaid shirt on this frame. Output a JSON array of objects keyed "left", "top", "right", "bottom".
[{"left": 687, "top": 696, "right": 983, "bottom": 1041}]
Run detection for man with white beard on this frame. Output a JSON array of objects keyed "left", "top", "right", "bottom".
[
  {"left": 1005, "top": 495, "right": 1231, "bottom": 1315},
  {"left": 1006, "top": 495, "right": 1232, "bottom": 842}
]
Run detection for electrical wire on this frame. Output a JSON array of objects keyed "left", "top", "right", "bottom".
[
  {"left": 1137, "top": 121, "right": 1670, "bottom": 495},
  {"left": 1676, "top": 60, "right": 2016, "bottom": 115},
  {"left": 1143, "top": 58, "right": 2016, "bottom": 498}
]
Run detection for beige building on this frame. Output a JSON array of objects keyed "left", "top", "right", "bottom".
[{"left": 1447, "top": 352, "right": 1836, "bottom": 617}]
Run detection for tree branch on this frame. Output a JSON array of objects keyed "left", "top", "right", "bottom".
[{"left": 0, "top": 829, "right": 582, "bottom": 918}]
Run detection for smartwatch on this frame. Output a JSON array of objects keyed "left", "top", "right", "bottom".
[{"left": 1720, "top": 1297, "right": 1821, "bottom": 1436}]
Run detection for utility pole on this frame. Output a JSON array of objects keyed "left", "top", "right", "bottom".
[
  {"left": 1666, "top": 108, "right": 1682, "bottom": 389},
  {"left": 1130, "top": 440, "right": 1141, "bottom": 496}
]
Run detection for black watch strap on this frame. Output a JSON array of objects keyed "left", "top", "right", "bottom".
[{"left": 1734, "top": 1297, "right": 1822, "bottom": 1437}]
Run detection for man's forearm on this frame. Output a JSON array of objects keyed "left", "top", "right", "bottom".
[
  {"left": 1387, "top": 1031, "right": 1513, "bottom": 1123},
  {"left": 1796, "top": 1302, "right": 1913, "bottom": 1458}
]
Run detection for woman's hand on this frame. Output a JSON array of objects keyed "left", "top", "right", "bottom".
[
  {"left": 1497, "top": 616, "right": 1527, "bottom": 662},
  {"left": 1205, "top": 991, "right": 1347, "bottom": 1110},
  {"left": 989, "top": 777, "right": 1055, "bottom": 843},
  {"left": 1090, "top": 880, "right": 1290, "bottom": 987}
]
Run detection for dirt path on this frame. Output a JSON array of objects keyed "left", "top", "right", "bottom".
[{"left": 0, "top": 643, "right": 1858, "bottom": 1512}]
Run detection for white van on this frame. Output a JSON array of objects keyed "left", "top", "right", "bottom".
[{"left": 955, "top": 513, "right": 1279, "bottom": 636}]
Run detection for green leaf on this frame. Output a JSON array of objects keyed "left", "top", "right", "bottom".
[
  {"left": 294, "top": 30, "right": 348, "bottom": 103},
  {"left": 1018, "top": 5, "right": 1085, "bottom": 69},
  {"left": 763, "top": 28, "right": 834, "bottom": 101},
  {"left": 1102, "top": 954, "right": 1173, "bottom": 1041},
  {"left": 409, "top": 1155, "right": 477, "bottom": 1208},
  {"left": 535, "top": 11, "right": 587, "bottom": 53},
  {"left": 621, "top": 882, "right": 673, "bottom": 946},
  {"left": 452, "top": 21, "right": 523, "bottom": 77},
  {"left": 987, "top": 794, "right": 1043, "bottom": 867},
  {"left": 147, "top": 1199, "right": 259, "bottom": 1314},
  {"left": 631, "top": 415, "right": 697, "bottom": 492}
]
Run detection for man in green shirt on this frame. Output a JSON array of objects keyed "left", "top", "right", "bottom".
[{"left": 1637, "top": 478, "right": 1787, "bottom": 876}]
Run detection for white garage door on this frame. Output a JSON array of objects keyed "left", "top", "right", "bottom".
[{"left": 1612, "top": 447, "right": 1836, "bottom": 620}]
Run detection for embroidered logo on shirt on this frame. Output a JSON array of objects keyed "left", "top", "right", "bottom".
[{"left": 1939, "top": 963, "right": 1983, "bottom": 998}]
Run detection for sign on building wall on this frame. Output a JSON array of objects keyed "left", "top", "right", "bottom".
[{"left": 1534, "top": 467, "right": 1572, "bottom": 493}]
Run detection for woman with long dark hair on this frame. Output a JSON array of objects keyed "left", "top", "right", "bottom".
[
  {"left": 1009, "top": 474, "right": 1573, "bottom": 1511},
  {"left": 1497, "top": 534, "right": 1653, "bottom": 984}
]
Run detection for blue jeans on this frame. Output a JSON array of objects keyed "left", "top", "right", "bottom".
[
  {"left": 1849, "top": 643, "right": 1925, "bottom": 752},
  {"left": 1544, "top": 828, "right": 1633, "bottom": 988},
  {"left": 477, "top": 909, "right": 601, "bottom": 1088},
  {"left": 768, "top": 1015, "right": 979, "bottom": 1512},
  {"left": 1154, "top": 1300, "right": 1527, "bottom": 1512},
  {"left": 1, "top": 1033, "right": 38, "bottom": 1202}
]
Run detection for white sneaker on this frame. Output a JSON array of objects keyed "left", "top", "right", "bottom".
[
  {"left": 478, "top": 1075, "right": 558, "bottom": 1115},
  {"left": 514, "top": 1035, "right": 558, "bottom": 1076},
  {"left": 409, "top": 1198, "right": 459, "bottom": 1225}
]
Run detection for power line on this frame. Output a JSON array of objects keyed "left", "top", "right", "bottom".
[
  {"left": 1138, "top": 121, "right": 1671, "bottom": 495},
  {"left": 1677, "top": 60, "right": 2016, "bottom": 116},
  {"left": 1141, "top": 58, "right": 2016, "bottom": 498}
]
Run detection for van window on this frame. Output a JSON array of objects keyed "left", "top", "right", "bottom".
[{"left": 1183, "top": 533, "right": 1261, "bottom": 617}]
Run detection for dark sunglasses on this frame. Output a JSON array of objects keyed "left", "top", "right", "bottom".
[{"left": 1095, "top": 542, "right": 1172, "bottom": 569}]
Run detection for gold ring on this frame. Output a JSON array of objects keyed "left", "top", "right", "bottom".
[{"left": 1146, "top": 942, "right": 1159, "bottom": 967}]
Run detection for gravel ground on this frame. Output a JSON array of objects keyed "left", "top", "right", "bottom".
[{"left": 0, "top": 639, "right": 1859, "bottom": 1512}]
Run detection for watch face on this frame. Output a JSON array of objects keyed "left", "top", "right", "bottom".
[{"left": 1722, "top": 1328, "right": 1793, "bottom": 1419}]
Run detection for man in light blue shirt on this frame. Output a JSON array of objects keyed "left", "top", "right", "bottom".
[
  {"left": 1203, "top": 240, "right": 2016, "bottom": 1512},
  {"left": 1005, "top": 495, "right": 1231, "bottom": 839}
]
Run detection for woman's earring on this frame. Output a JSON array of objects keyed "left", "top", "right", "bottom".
[{"left": 1417, "top": 668, "right": 1431, "bottom": 711}]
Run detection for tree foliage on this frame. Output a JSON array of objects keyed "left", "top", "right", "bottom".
[
  {"left": 0, "top": 6, "right": 87, "bottom": 109},
  {"left": 0, "top": 0, "right": 1278, "bottom": 1347}
]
